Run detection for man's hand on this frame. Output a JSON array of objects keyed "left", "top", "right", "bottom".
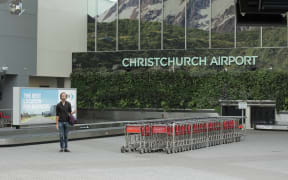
[
  {"left": 56, "top": 116, "right": 59, "bottom": 130},
  {"left": 72, "top": 109, "right": 77, "bottom": 115}
]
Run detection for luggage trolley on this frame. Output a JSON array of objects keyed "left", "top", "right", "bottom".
[
  {"left": 121, "top": 117, "right": 244, "bottom": 154},
  {"left": 121, "top": 124, "right": 142, "bottom": 153},
  {"left": 144, "top": 124, "right": 168, "bottom": 154}
]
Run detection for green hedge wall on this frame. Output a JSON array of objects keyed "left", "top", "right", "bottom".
[{"left": 71, "top": 70, "right": 288, "bottom": 111}]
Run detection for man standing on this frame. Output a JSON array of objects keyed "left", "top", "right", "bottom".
[{"left": 56, "top": 92, "right": 76, "bottom": 152}]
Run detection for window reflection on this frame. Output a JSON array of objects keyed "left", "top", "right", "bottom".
[
  {"left": 140, "top": 0, "right": 162, "bottom": 50},
  {"left": 237, "top": 27, "right": 261, "bottom": 47},
  {"left": 118, "top": 0, "right": 139, "bottom": 50},
  {"left": 263, "top": 27, "right": 287, "bottom": 47},
  {"left": 163, "top": 0, "right": 185, "bottom": 49},
  {"left": 97, "top": 0, "right": 117, "bottom": 51},
  {"left": 211, "top": 0, "right": 235, "bottom": 48},
  {"left": 187, "top": 0, "right": 210, "bottom": 49},
  {"left": 87, "top": 0, "right": 96, "bottom": 51}
]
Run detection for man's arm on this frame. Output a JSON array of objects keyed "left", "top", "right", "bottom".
[
  {"left": 71, "top": 109, "right": 77, "bottom": 115},
  {"left": 69, "top": 102, "right": 77, "bottom": 115},
  {"left": 56, "top": 104, "right": 59, "bottom": 130}
]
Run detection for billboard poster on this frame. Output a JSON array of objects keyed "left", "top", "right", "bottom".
[{"left": 17, "top": 88, "right": 77, "bottom": 125}]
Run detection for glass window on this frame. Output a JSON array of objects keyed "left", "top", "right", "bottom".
[
  {"left": 211, "top": 0, "right": 235, "bottom": 48},
  {"left": 263, "top": 27, "right": 287, "bottom": 47},
  {"left": 87, "top": 0, "right": 96, "bottom": 51},
  {"left": 187, "top": 0, "right": 210, "bottom": 49},
  {"left": 163, "top": 0, "right": 185, "bottom": 49},
  {"left": 118, "top": 0, "right": 139, "bottom": 50},
  {"left": 97, "top": 0, "right": 117, "bottom": 51},
  {"left": 236, "top": 27, "right": 261, "bottom": 47},
  {"left": 140, "top": 0, "right": 162, "bottom": 50}
]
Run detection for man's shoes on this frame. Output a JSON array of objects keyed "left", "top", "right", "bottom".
[
  {"left": 59, "top": 149, "right": 64, "bottom": 152},
  {"left": 64, "top": 149, "right": 70, "bottom": 152}
]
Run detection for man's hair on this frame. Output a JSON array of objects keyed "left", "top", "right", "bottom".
[{"left": 60, "top": 92, "right": 67, "bottom": 99}]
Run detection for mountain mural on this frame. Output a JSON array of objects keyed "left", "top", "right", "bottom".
[{"left": 96, "top": 0, "right": 236, "bottom": 32}]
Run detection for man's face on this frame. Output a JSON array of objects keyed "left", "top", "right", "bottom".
[{"left": 61, "top": 93, "right": 66, "bottom": 101}]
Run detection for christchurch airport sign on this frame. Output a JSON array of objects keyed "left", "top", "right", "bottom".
[{"left": 122, "top": 56, "right": 258, "bottom": 67}]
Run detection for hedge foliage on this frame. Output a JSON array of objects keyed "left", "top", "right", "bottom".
[{"left": 71, "top": 70, "right": 288, "bottom": 111}]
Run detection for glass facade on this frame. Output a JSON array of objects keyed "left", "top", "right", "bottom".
[
  {"left": 236, "top": 27, "right": 261, "bottom": 48},
  {"left": 140, "top": 0, "right": 162, "bottom": 50},
  {"left": 211, "top": 0, "right": 235, "bottom": 48},
  {"left": 87, "top": 0, "right": 288, "bottom": 51},
  {"left": 97, "top": 0, "right": 117, "bottom": 51},
  {"left": 118, "top": 0, "right": 139, "bottom": 50},
  {"left": 263, "top": 27, "right": 287, "bottom": 47},
  {"left": 163, "top": 0, "right": 185, "bottom": 49},
  {"left": 87, "top": 0, "right": 96, "bottom": 51},
  {"left": 187, "top": 0, "right": 210, "bottom": 49}
]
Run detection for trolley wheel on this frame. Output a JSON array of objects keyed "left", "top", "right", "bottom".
[
  {"left": 139, "top": 149, "right": 144, "bottom": 154},
  {"left": 121, "top": 146, "right": 125, "bottom": 153},
  {"left": 167, "top": 148, "right": 171, "bottom": 154},
  {"left": 237, "top": 137, "right": 241, "bottom": 142},
  {"left": 175, "top": 147, "right": 178, "bottom": 153}
]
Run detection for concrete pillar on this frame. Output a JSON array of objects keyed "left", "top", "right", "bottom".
[
  {"left": 246, "top": 106, "right": 252, "bottom": 129},
  {"left": 64, "top": 78, "right": 71, "bottom": 88}
]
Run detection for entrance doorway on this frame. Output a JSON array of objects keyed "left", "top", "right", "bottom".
[{"left": 251, "top": 107, "right": 275, "bottom": 128}]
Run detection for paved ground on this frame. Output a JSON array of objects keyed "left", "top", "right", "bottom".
[{"left": 0, "top": 130, "right": 288, "bottom": 180}]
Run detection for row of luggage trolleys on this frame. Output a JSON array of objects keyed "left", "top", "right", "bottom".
[{"left": 121, "top": 117, "right": 243, "bottom": 154}]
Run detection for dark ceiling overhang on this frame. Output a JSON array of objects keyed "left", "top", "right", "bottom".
[{"left": 236, "top": 0, "right": 288, "bottom": 26}]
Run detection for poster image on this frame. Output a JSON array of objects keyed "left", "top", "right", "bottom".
[{"left": 20, "top": 88, "right": 77, "bottom": 125}]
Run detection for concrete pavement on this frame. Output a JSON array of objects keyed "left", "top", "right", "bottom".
[{"left": 0, "top": 130, "right": 288, "bottom": 180}]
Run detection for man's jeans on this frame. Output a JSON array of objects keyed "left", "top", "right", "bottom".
[{"left": 58, "top": 121, "right": 69, "bottom": 149}]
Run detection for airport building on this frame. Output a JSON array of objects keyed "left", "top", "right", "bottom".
[
  {"left": 1, "top": 0, "right": 288, "bottom": 129},
  {"left": 2, "top": 1, "right": 288, "bottom": 179},
  {"left": 0, "top": 0, "right": 87, "bottom": 109}
]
